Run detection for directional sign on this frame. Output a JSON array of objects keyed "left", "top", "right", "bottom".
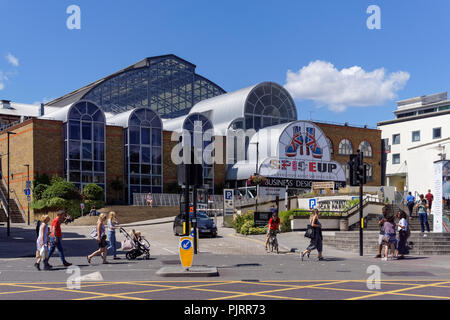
[
  {"left": 179, "top": 236, "right": 194, "bottom": 269},
  {"left": 24, "top": 188, "right": 31, "bottom": 196},
  {"left": 26, "top": 181, "right": 32, "bottom": 189},
  {"left": 27, "top": 196, "right": 31, "bottom": 202}
]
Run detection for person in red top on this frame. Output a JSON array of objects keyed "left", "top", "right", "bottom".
[
  {"left": 265, "top": 209, "right": 281, "bottom": 251},
  {"left": 425, "top": 190, "right": 434, "bottom": 212},
  {"left": 47, "top": 211, "right": 72, "bottom": 267}
]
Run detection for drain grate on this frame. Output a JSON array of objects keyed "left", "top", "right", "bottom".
[{"left": 382, "top": 271, "right": 435, "bottom": 277}]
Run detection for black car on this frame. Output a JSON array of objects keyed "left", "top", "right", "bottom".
[{"left": 173, "top": 211, "right": 217, "bottom": 238}]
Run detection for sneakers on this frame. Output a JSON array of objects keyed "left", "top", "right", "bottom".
[
  {"left": 382, "top": 257, "right": 388, "bottom": 261},
  {"left": 63, "top": 262, "right": 72, "bottom": 267}
]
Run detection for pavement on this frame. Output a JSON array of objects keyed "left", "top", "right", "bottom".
[{"left": 1, "top": 216, "right": 450, "bottom": 300}]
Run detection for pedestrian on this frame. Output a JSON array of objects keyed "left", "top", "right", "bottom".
[
  {"left": 48, "top": 211, "right": 72, "bottom": 267},
  {"left": 425, "top": 189, "right": 434, "bottom": 213},
  {"left": 264, "top": 210, "right": 281, "bottom": 251},
  {"left": 375, "top": 206, "right": 389, "bottom": 258},
  {"left": 415, "top": 194, "right": 430, "bottom": 235},
  {"left": 396, "top": 210, "right": 409, "bottom": 259},
  {"left": 381, "top": 215, "right": 397, "bottom": 261},
  {"left": 406, "top": 192, "right": 415, "bottom": 217},
  {"left": 87, "top": 213, "right": 109, "bottom": 264},
  {"left": 107, "top": 211, "right": 120, "bottom": 260},
  {"left": 89, "top": 206, "right": 98, "bottom": 216},
  {"left": 35, "top": 215, "right": 52, "bottom": 271},
  {"left": 300, "top": 209, "right": 324, "bottom": 261}
]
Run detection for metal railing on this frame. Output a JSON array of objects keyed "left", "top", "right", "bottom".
[{"left": 132, "top": 193, "right": 224, "bottom": 209}]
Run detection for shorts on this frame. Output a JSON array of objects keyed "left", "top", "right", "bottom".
[
  {"left": 98, "top": 235, "right": 108, "bottom": 248},
  {"left": 378, "top": 234, "right": 384, "bottom": 245}
]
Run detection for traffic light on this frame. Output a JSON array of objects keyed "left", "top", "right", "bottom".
[{"left": 348, "top": 152, "right": 367, "bottom": 186}]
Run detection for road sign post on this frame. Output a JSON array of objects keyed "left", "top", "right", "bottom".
[{"left": 223, "top": 189, "right": 234, "bottom": 227}]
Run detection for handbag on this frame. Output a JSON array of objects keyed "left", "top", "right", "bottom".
[
  {"left": 304, "top": 225, "right": 315, "bottom": 239},
  {"left": 122, "top": 239, "right": 133, "bottom": 250}
]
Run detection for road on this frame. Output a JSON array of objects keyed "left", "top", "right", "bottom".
[{"left": 1, "top": 217, "right": 450, "bottom": 300}]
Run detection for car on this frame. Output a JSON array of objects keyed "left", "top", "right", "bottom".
[{"left": 173, "top": 211, "right": 217, "bottom": 238}]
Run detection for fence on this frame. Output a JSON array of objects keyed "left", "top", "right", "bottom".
[{"left": 132, "top": 193, "right": 224, "bottom": 210}]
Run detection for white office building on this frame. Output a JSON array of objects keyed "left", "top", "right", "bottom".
[{"left": 377, "top": 92, "right": 450, "bottom": 196}]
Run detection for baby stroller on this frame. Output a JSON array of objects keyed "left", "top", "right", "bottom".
[{"left": 119, "top": 227, "right": 150, "bottom": 260}]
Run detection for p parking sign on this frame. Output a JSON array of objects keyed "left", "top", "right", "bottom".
[{"left": 309, "top": 198, "right": 317, "bottom": 210}]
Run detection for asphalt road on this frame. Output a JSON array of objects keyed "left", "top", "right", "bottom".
[{"left": 1, "top": 217, "right": 450, "bottom": 300}]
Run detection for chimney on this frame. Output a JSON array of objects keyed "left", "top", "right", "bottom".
[
  {"left": 1, "top": 100, "right": 11, "bottom": 109},
  {"left": 39, "top": 103, "right": 45, "bottom": 116}
]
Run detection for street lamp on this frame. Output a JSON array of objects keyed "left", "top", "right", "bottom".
[
  {"left": 24, "top": 164, "right": 30, "bottom": 225},
  {"left": 250, "top": 141, "right": 259, "bottom": 213},
  {"left": 7, "top": 131, "right": 16, "bottom": 237}
]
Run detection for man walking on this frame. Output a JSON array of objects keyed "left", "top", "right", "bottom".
[
  {"left": 375, "top": 206, "right": 389, "bottom": 258},
  {"left": 415, "top": 195, "right": 430, "bottom": 235},
  {"left": 406, "top": 192, "right": 415, "bottom": 217},
  {"left": 425, "top": 189, "right": 434, "bottom": 212},
  {"left": 48, "top": 211, "right": 72, "bottom": 267}
]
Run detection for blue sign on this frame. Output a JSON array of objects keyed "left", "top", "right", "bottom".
[
  {"left": 225, "top": 190, "right": 233, "bottom": 200},
  {"left": 27, "top": 196, "right": 31, "bottom": 202},
  {"left": 181, "top": 239, "right": 192, "bottom": 250},
  {"left": 309, "top": 198, "right": 317, "bottom": 209},
  {"left": 26, "top": 181, "right": 31, "bottom": 189},
  {"left": 24, "top": 188, "right": 31, "bottom": 196}
]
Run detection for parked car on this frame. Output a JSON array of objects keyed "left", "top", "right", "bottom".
[{"left": 173, "top": 211, "right": 217, "bottom": 238}]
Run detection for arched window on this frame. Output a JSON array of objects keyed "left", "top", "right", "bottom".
[
  {"left": 359, "top": 141, "right": 373, "bottom": 157},
  {"left": 183, "top": 113, "right": 214, "bottom": 195},
  {"left": 244, "top": 82, "right": 297, "bottom": 131},
  {"left": 326, "top": 137, "right": 334, "bottom": 154},
  {"left": 126, "top": 107, "right": 163, "bottom": 203},
  {"left": 64, "top": 101, "right": 106, "bottom": 194},
  {"left": 338, "top": 139, "right": 353, "bottom": 155}
]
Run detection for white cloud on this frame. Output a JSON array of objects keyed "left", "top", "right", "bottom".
[
  {"left": 284, "top": 60, "right": 410, "bottom": 112},
  {"left": 6, "top": 53, "right": 19, "bottom": 67},
  {"left": 0, "top": 71, "right": 6, "bottom": 90}
]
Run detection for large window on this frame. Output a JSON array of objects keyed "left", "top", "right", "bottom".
[
  {"left": 244, "top": 83, "right": 297, "bottom": 131},
  {"left": 182, "top": 113, "right": 214, "bottom": 195},
  {"left": 83, "top": 55, "right": 226, "bottom": 118},
  {"left": 64, "top": 101, "right": 106, "bottom": 193},
  {"left": 125, "top": 108, "right": 163, "bottom": 203},
  {"left": 338, "top": 139, "right": 353, "bottom": 155},
  {"left": 359, "top": 141, "right": 373, "bottom": 157},
  {"left": 392, "top": 153, "right": 400, "bottom": 164}
]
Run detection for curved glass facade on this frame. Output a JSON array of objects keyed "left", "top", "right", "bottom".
[
  {"left": 125, "top": 107, "right": 163, "bottom": 203},
  {"left": 244, "top": 82, "right": 297, "bottom": 131},
  {"left": 182, "top": 113, "right": 214, "bottom": 195},
  {"left": 83, "top": 56, "right": 226, "bottom": 118},
  {"left": 63, "top": 101, "right": 106, "bottom": 192}
]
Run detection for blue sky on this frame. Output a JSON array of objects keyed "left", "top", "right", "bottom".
[{"left": 1, "top": 0, "right": 449, "bottom": 127}]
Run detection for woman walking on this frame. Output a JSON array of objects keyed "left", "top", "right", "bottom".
[
  {"left": 107, "top": 211, "right": 120, "bottom": 260},
  {"left": 396, "top": 210, "right": 409, "bottom": 259},
  {"left": 382, "top": 215, "right": 397, "bottom": 261},
  {"left": 301, "top": 209, "right": 324, "bottom": 261},
  {"left": 35, "top": 215, "right": 52, "bottom": 271},
  {"left": 87, "top": 213, "right": 109, "bottom": 264}
]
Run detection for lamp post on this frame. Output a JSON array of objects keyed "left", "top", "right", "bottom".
[
  {"left": 7, "top": 131, "right": 16, "bottom": 237},
  {"left": 250, "top": 142, "right": 259, "bottom": 213},
  {"left": 24, "top": 164, "right": 30, "bottom": 225}
]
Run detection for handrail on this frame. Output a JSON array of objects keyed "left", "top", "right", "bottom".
[
  {"left": 343, "top": 195, "right": 382, "bottom": 217},
  {"left": 1, "top": 178, "right": 26, "bottom": 219}
]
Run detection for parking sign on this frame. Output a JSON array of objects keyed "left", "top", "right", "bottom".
[{"left": 309, "top": 198, "right": 317, "bottom": 210}]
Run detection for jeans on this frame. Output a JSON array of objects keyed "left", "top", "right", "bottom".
[
  {"left": 107, "top": 231, "right": 117, "bottom": 257},
  {"left": 48, "top": 236, "right": 67, "bottom": 263},
  {"left": 407, "top": 202, "right": 414, "bottom": 217},
  {"left": 419, "top": 212, "right": 430, "bottom": 232}
]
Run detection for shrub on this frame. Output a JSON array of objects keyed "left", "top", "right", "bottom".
[
  {"left": 33, "top": 184, "right": 49, "bottom": 201},
  {"left": 240, "top": 220, "right": 254, "bottom": 235},
  {"left": 84, "top": 199, "right": 105, "bottom": 214},
  {"left": 82, "top": 184, "right": 104, "bottom": 201},
  {"left": 343, "top": 199, "right": 360, "bottom": 212},
  {"left": 42, "top": 180, "right": 80, "bottom": 200}
]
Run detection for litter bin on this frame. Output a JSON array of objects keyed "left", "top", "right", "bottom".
[{"left": 340, "top": 219, "right": 349, "bottom": 231}]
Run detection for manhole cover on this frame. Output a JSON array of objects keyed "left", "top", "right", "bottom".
[{"left": 382, "top": 271, "right": 435, "bottom": 277}]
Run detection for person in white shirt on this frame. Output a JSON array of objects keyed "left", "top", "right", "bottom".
[{"left": 396, "top": 210, "right": 409, "bottom": 259}]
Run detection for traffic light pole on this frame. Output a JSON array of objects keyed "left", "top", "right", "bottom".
[
  {"left": 193, "top": 186, "right": 198, "bottom": 254},
  {"left": 358, "top": 150, "right": 364, "bottom": 257}
]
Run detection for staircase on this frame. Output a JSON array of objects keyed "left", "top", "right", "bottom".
[
  {"left": 0, "top": 180, "right": 25, "bottom": 223},
  {"left": 323, "top": 231, "right": 450, "bottom": 255}
]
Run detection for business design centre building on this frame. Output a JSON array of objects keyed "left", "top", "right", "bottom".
[{"left": 0, "top": 55, "right": 381, "bottom": 219}]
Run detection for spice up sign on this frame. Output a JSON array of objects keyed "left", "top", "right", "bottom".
[{"left": 259, "top": 121, "right": 346, "bottom": 185}]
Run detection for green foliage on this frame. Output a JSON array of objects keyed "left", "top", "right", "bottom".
[
  {"left": 232, "top": 212, "right": 267, "bottom": 235},
  {"left": 42, "top": 180, "right": 80, "bottom": 200},
  {"left": 47, "top": 197, "right": 68, "bottom": 209},
  {"left": 82, "top": 184, "right": 104, "bottom": 201},
  {"left": 343, "top": 199, "right": 360, "bottom": 212},
  {"left": 278, "top": 210, "right": 293, "bottom": 232},
  {"left": 84, "top": 199, "right": 105, "bottom": 215},
  {"left": 33, "top": 184, "right": 49, "bottom": 201},
  {"left": 33, "top": 172, "right": 51, "bottom": 188},
  {"left": 31, "top": 199, "right": 47, "bottom": 211}
]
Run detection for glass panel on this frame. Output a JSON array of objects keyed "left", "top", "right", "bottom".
[
  {"left": 152, "top": 165, "right": 161, "bottom": 175},
  {"left": 141, "top": 128, "right": 150, "bottom": 145},
  {"left": 68, "top": 107, "right": 81, "bottom": 120},
  {"left": 69, "top": 172, "right": 80, "bottom": 182},
  {"left": 82, "top": 161, "right": 93, "bottom": 171},
  {"left": 142, "top": 147, "right": 150, "bottom": 163},
  {"left": 69, "top": 141, "right": 80, "bottom": 159},
  {"left": 129, "top": 114, "right": 140, "bottom": 126},
  {"left": 82, "top": 143, "right": 92, "bottom": 159},
  {"left": 141, "top": 176, "right": 151, "bottom": 185},
  {"left": 130, "top": 175, "right": 140, "bottom": 184},
  {"left": 152, "top": 186, "right": 162, "bottom": 193},
  {"left": 152, "top": 176, "right": 162, "bottom": 186},
  {"left": 94, "top": 143, "right": 104, "bottom": 161},
  {"left": 141, "top": 164, "right": 151, "bottom": 174},
  {"left": 129, "top": 146, "right": 140, "bottom": 163},
  {"left": 87, "top": 102, "right": 97, "bottom": 115},
  {"left": 129, "top": 126, "right": 140, "bottom": 144},
  {"left": 94, "top": 123, "right": 104, "bottom": 141},
  {"left": 130, "top": 164, "right": 140, "bottom": 174},
  {"left": 92, "top": 110, "right": 105, "bottom": 122},
  {"left": 152, "top": 128, "right": 161, "bottom": 146},
  {"left": 82, "top": 122, "right": 92, "bottom": 140},
  {"left": 69, "top": 122, "right": 80, "bottom": 140},
  {"left": 152, "top": 147, "right": 161, "bottom": 164},
  {"left": 82, "top": 173, "right": 93, "bottom": 183},
  {"left": 141, "top": 186, "right": 151, "bottom": 194},
  {"left": 94, "top": 161, "right": 104, "bottom": 172},
  {"left": 69, "top": 160, "right": 80, "bottom": 171},
  {"left": 93, "top": 175, "right": 105, "bottom": 183}
]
